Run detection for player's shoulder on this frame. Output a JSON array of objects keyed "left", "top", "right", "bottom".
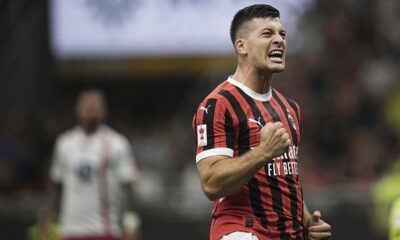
[
  {"left": 272, "top": 88, "right": 301, "bottom": 109},
  {"left": 56, "top": 127, "right": 80, "bottom": 145},
  {"left": 102, "top": 125, "right": 131, "bottom": 147},
  {"left": 198, "top": 79, "right": 233, "bottom": 106}
]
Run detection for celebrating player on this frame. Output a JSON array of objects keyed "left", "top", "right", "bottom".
[{"left": 193, "top": 4, "right": 332, "bottom": 240}]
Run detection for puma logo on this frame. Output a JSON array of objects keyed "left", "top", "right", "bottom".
[
  {"left": 248, "top": 117, "right": 263, "bottom": 128},
  {"left": 200, "top": 105, "right": 211, "bottom": 114}
]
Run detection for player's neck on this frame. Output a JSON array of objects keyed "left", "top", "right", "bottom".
[
  {"left": 232, "top": 66, "right": 272, "bottom": 94},
  {"left": 80, "top": 124, "right": 101, "bottom": 136}
]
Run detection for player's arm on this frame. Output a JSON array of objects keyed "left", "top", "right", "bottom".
[
  {"left": 38, "top": 181, "right": 62, "bottom": 240},
  {"left": 121, "top": 183, "right": 141, "bottom": 240},
  {"left": 197, "top": 122, "right": 290, "bottom": 201},
  {"left": 117, "top": 137, "right": 141, "bottom": 240},
  {"left": 303, "top": 201, "right": 332, "bottom": 240}
]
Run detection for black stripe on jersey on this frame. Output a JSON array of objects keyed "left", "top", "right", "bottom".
[
  {"left": 269, "top": 94, "right": 302, "bottom": 233},
  {"left": 224, "top": 110, "right": 234, "bottom": 150},
  {"left": 262, "top": 101, "right": 288, "bottom": 238},
  {"left": 278, "top": 92, "right": 299, "bottom": 121},
  {"left": 218, "top": 90, "right": 249, "bottom": 155},
  {"left": 272, "top": 91, "right": 299, "bottom": 145},
  {"left": 275, "top": 91, "right": 301, "bottom": 134},
  {"left": 235, "top": 88, "right": 269, "bottom": 227},
  {"left": 203, "top": 98, "right": 217, "bottom": 150},
  {"left": 248, "top": 177, "right": 268, "bottom": 227},
  {"left": 301, "top": 188, "right": 304, "bottom": 224}
]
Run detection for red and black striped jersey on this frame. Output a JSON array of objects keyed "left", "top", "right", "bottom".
[{"left": 192, "top": 77, "right": 304, "bottom": 240}]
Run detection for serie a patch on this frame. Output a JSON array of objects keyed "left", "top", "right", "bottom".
[{"left": 197, "top": 124, "right": 207, "bottom": 147}]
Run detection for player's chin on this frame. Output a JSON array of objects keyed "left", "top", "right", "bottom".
[{"left": 266, "top": 63, "right": 285, "bottom": 73}]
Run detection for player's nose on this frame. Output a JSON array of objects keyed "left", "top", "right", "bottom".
[{"left": 271, "top": 33, "right": 284, "bottom": 45}]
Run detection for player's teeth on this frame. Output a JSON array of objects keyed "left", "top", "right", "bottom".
[{"left": 270, "top": 50, "right": 282, "bottom": 55}]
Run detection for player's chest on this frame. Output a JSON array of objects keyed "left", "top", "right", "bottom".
[
  {"left": 62, "top": 139, "right": 115, "bottom": 182},
  {"left": 233, "top": 104, "right": 299, "bottom": 144}
]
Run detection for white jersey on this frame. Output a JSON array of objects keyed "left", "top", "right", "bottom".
[{"left": 50, "top": 125, "right": 139, "bottom": 238}]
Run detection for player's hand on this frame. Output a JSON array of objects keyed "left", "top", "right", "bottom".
[
  {"left": 307, "top": 211, "right": 332, "bottom": 240},
  {"left": 257, "top": 122, "right": 291, "bottom": 160}
]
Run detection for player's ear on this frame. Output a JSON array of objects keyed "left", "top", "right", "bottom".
[{"left": 235, "top": 38, "right": 247, "bottom": 55}]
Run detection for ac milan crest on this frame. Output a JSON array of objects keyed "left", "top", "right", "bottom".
[{"left": 287, "top": 110, "right": 297, "bottom": 130}]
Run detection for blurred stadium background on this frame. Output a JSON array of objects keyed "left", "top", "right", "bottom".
[{"left": 1, "top": 0, "right": 399, "bottom": 239}]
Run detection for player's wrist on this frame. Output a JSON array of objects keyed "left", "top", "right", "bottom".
[{"left": 252, "top": 145, "right": 273, "bottom": 163}]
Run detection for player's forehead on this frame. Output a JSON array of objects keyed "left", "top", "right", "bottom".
[
  {"left": 245, "top": 17, "right": 285, "bottom": 33},
  {"left": 77, "top": 92, "right": 105, "bottom": 108}
]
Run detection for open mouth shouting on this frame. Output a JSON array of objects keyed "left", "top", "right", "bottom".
[{"left": 267, "top": 49, "right": 284, "bottom": 63}]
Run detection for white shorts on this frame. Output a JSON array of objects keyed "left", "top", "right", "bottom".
[{"left": 220, "top": 231, "right": 259, "bottom": 240}]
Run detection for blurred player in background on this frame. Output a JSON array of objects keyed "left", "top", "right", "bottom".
[
  {"left": 41, "top": 89, "right": 141, "bottom": 240},
  {"left": 193, "top": 4, "right": 331, "bottom": 240}
]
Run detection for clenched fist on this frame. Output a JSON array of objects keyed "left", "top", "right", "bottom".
[{"left": 255, "top": 122, "right": 291, "bottom": 161}]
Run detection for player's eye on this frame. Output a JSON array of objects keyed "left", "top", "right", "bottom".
[
  {"left": 262, "top": 32, "right": 272, "bottom": 37},
  {"left": 280, "top": 31, "right": 286, "bottom": 39}
]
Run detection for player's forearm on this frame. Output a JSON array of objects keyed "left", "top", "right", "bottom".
[
  {"left": 121, "top": 184, "right": 141, "bottom": 240},
  {"left": 200, "top": 147, "right": 269, "bottom": 200}
]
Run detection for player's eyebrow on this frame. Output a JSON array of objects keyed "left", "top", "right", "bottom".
[{"left": 260, "top": 27, "right": 286, "bottom": 32}]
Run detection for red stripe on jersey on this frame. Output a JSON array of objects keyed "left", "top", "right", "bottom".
[
  {"left": 213, "top": 98, "right": 229, "bottom": 149},
  {"left": 194, "top": 98, "right": 228, "bottom": 153}
]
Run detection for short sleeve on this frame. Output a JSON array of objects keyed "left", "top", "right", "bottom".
[
  {"left": 49, "top": 138, "right": 65, "bottom": 183},
  {"left": 193, "top": 97, "right": 234, "bottom": 163},
  {"left": 114, "top": 137, "right": 140, "bottom": 183}
]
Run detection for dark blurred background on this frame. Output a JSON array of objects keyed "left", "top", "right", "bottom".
[{"left": 0, "top": 0, "right": 399, "bottom": 239}]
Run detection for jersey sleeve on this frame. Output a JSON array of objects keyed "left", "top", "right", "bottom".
[
  {"left": 192, "top": 97, "right": 234, "bottom": 163},
  {"left": 49, "top": 137, "right": 65, "bottom": 183},
  {"left": 114, "top": 137, "right": 140, "bottom": 183}
]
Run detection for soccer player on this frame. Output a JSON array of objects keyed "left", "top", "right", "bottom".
[
  {"left": 42, "top": 89, "right": 141, "bottom": 240},
  {"left": 192, "top": 4, "right": 332, "bottom": 240}
]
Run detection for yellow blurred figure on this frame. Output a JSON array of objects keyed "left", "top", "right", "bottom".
[
  {"left": 27, "top": 214, "right": 59, "bottom": 240},
  {"left": 372, "top": 160, "right": 400, "bottom": 237},
  {"left": 389, "top": 197, "right": 400, "bottom": 240}
]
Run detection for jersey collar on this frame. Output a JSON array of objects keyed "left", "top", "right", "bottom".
[{"left": 227, "top": 76, "right": 272, "bottom": 102}]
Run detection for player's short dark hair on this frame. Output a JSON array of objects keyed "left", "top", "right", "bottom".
[{"left": 230, "top": 4, "right": 280, "bottom": 45}]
